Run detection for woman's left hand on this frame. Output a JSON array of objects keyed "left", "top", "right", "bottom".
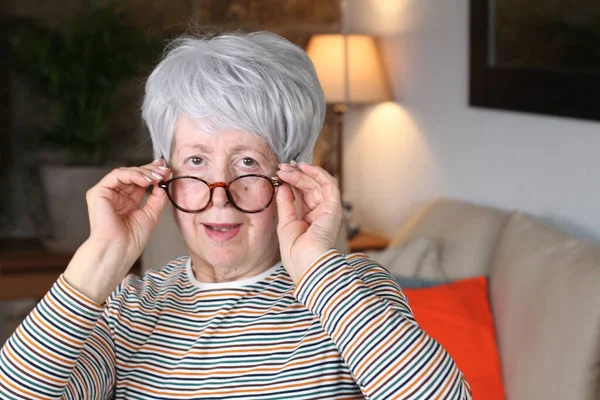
[{"left": 275, "top": 162, "right": 343, "bottom": 283}]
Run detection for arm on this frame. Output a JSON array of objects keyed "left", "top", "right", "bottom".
[
  {"left": 274, "top": 163, "right": 471, "bottom": 398},
  {"left": 294, "top": 250, "right": 472, "bottom": 400},
  {"left": 0, "top": 275, "right": 118, "bottom": 399},
  {"left": 0, "top": 161, "right": 170, "bottom": 399}
]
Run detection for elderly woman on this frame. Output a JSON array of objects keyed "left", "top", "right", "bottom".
[{"left": 0, "top": 32, "right": 471, "bottom": 399}]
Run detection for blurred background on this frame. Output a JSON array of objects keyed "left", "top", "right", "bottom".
[{"left": 0, "top": 0, "right": 341, "bottom": 240}]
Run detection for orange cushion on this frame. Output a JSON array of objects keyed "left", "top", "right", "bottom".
[{"left": 403, "top": 277, "right": 505, "bottom": 399}]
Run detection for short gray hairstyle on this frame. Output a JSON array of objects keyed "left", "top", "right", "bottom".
[{"left": 142, "top": 31, "right": 325, "bottom": 164}]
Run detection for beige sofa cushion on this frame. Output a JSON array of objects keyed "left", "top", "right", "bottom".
[
  {"left": 389, "top": 198, "right": 510, "bottom": 279},
  {"left": 366, "top": 237, "right": 445, "bottom": 280},
  {"left": 490, "top": 213, "right": 600, "bottom": 400}
]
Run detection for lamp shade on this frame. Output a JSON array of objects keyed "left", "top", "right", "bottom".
[{"left": 306, "top": 34, "right": 390, "bottom": 104}]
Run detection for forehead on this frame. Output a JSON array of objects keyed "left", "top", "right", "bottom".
[{"left": 173, "top": 115, "right": 276, "bottom": 161}]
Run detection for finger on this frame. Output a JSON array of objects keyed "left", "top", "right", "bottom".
[
  {"left": 290, "top": 185, "right": 311, "bottom": 219},
  {"left": 296, "top": 163, "right": 335, "bottom": 184},
  {"left": 278, "top": 163, "right": 319, "bottom": 187},
  {"left": 302, "top": 208, "right": 314, "bottom": 225},
  {"left": 96, "top": 168, "right": 157, "bottom": 193},
  {"left": 117, "top": 159, "right": 171, "bottom": 184},
  {"left": 296, "top": 163, "right": 340, "bottom": 201},
  {"left": 277, "top": 168, "right": 324, "bottom": 205},
  {"left": 140, "top": 184, "right": 168, "bottom": 226},
  {"left": 277, "top": 171, "right": 325, "bottom": 211},
  {"left": 275, "top": 183, "right": 298, "bottom": 229},
  {"left": 138, "top": 163, "right": 172, "bottom": 182}
]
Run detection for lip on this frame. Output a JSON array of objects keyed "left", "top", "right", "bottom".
[{"left": 202, "top": 223, "right": 242, "bottom": 242}]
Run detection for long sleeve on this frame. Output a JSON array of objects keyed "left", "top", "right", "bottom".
[
  {"left": 294, "top": 250, "right": 472, "bottom": 400},
  {"left": 0, "top": 275, "right": 117, "bottom": 399}
]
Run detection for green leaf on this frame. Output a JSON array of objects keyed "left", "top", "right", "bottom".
[{"left": 10, "top": 4, "right": 159, "bottom": 166}]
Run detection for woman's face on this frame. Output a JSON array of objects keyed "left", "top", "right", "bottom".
[{"left": 169, "top": 115, "right": 281, "bottom": 278}]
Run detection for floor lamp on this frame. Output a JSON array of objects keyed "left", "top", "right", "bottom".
[{"left": 306, "top": 34, "right": 391, "bottom": 196}]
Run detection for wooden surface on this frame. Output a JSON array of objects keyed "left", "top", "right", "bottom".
[
  {"left": 0, "top": 238, "right": 140, "bottom": 301},
  {"left": 348, "top": 232, "right": 390, "bottom": 252}
]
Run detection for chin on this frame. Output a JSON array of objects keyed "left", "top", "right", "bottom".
[{"left": 202, "top": 246, "right": 244, "bottom": 269}]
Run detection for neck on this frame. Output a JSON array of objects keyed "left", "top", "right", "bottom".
[{"left": 189, "top": 253, "right": 281, "bottom": 284}]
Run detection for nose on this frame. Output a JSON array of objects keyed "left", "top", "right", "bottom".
[
  {"left": 210, "top": 182, "right": 230, "bottom": 208},
  {"left": 207, "top": 165, "right": 234, "bottom": 209}
]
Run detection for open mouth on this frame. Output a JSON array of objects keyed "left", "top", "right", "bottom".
[
  {"left": 204, "top": 224, "right": 241, "bottom": 231},
  {"left": 202, "top": 223, "right": 242, "bottom": 241}
]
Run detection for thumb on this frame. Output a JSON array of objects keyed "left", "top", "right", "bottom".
[
  {"left": 276, "top": 184, "right": 298, "bottom": 231},
  {"left": 141, "top": 184, "right": 168, "bottom": 228},
  {"left": 276, "top": 184, "right": 308, "bottom": 256}
]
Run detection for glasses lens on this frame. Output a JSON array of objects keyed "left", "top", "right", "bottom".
[
  {"left": 229, "top": 176, "right": 274, "bottom": 212},
  {"left": 169, "top": 178, "right": 210, "bottom": 211}
]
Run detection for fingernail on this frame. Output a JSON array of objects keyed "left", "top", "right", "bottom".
[
  {"left": 279, "top": 167, "right": 296, "bottom": 173},
  {"left": 157, "top": 166, "right": 170, "bottom": 171},
  {"left": 143, "top": 175, "right": 153, "bottom": 182},
  {"left": 290, "top": 160, "right": 297, "bottom": 166},
  {"left": 151, "top": 172, "right": 163, "bottom": 180}
]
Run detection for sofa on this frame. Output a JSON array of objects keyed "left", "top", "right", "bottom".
[
  {"left": 382, "top": 198, "right": 600, "bottom": 400},
  {"left": 143, "top": 197, "right": 600, "bottom": 399}
]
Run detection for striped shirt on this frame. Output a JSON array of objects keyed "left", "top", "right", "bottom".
[{"left": 0, "top": 250, "right": 471, "bottom": 399}]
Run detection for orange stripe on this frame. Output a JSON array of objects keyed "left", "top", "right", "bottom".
[
  {"left": 0, "top": 371, "right": 45, "bottom": 399},
  {"left": 366, "top": 332, "right": 429, "bottom": 393},
  {"left": 85, "top": 319, "right": 115, "bottom": 364},
  {"left": 437, "top": 363, "right": 459, "bottom": 398},
  {"left": 302, "top": 261, "right": 346, "bottom": 309},
  {"left": 110, "top": 299, "right": 304, "bottom": 323},
  {"left": 329, "top": 294, "right": 380, "bottom": 344},
  {"left": 121, "top": 373, "right": 354, "bottom": 397},
  {"left": 353, "top": 316, "right": 411, "bottom": 377},
  {"left": 342, "top": 305, "right": 392, "bottom": 363},
  {"left": 28, "top": 306, "right": 83, "bottom": 348},
  {"left": 117, "top": 351, "right": 340, "bottom": 379},
  {"left": 69, "top": 364, "right": 88, "bottom": 394},
  {"left": 346, "top": 253, "right": 369, "bottom": 260},
  {"left": 111, "top": 311, "right": 314, "bottom": 341},
  {"left": 59, "top": 275, "right": 105, "bottom": 309},
  {"left": 320, "top": 280, "right": 363, "bottom": 323},
  {"left": 77, "top": 353, "right": 102, "bottom": 393},
  {"left": 3, "top": 344, "right": 65, "bottom": 385},
  {"left": 385, "top": 341, "right": 444, "bottom": 398},
  {"left": 17, "top": 317, "right": 75, "bottom": 366},
  {"left": 114, "top": 330, "right": 327, "bottom": 361},
  {"left": 294, "top": 250, "right": 337, "bottom": 295},
  {"left": 45, "top": 293, "right": 97, "bottom": 330}
]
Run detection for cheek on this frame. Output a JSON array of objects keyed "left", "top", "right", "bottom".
[
  {"left": 248, "top": 206, "right": 279, "bottom": 237},
  {"left": 174, "top": 210, "right": 199, "bottom": 233}
]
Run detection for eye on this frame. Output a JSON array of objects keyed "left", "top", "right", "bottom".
[
  {"left": 238, "top": 157, "right": 258, "bottom": 168},
  {"left": 187, "top": 156, "right": 205, "bottom": 167}
]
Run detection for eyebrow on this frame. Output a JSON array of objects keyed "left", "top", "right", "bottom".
[
  {"left": 178, "top": 143, "right": 272, "bottom": 161},
  {"left": 178, "top": 144, "right": 212, "bottom": 154},
  {"left": 230, "top": 145, "right": 272, "bottom": 161}
]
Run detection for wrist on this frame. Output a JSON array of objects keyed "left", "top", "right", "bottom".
[
  {"left": 292, "top": 246, "right": 333, "bottom": 283},
  {"left": 63, "top": 238, "right": 130, "bottom": 304}
]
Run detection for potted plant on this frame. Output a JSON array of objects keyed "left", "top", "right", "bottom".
[{"left": 11, "top": 4, "right": 156, "bottom": 251}]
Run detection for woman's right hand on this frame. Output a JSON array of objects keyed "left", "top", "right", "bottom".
[{"left": 63, "top": 159, "right": 171, "bottom": 304}]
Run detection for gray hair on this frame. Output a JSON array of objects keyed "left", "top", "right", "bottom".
[{"left": 141, "top": 31, "right": 325, "bottom": 164}]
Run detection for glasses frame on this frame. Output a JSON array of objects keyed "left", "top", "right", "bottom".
[{"left": 158, "top": 174, "right": 284, "bottom": 214}]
